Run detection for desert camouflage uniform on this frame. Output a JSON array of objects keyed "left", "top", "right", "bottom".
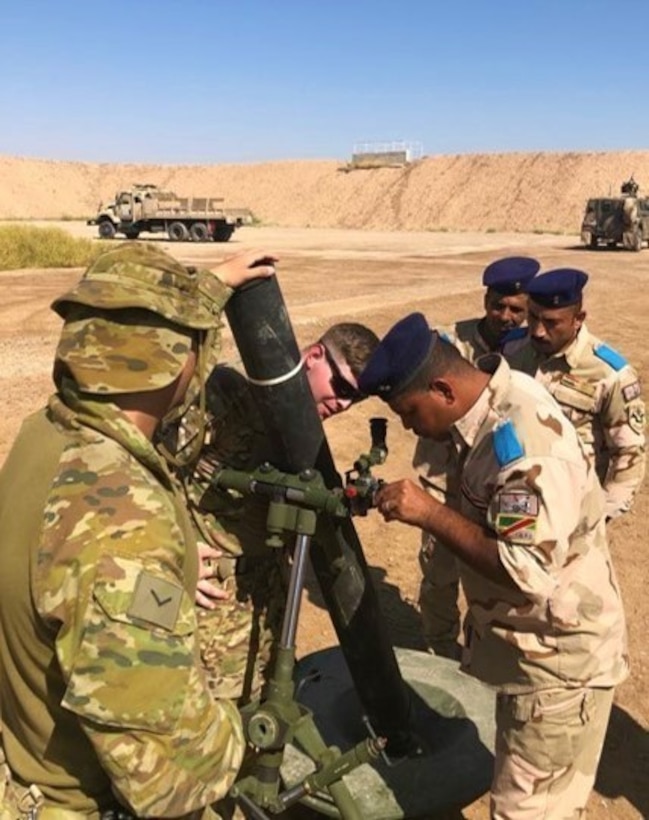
[
  {"left": 509, "top": 324, "right": 646, "bottom": 519},
  {"left": 0, "top": 245, "right": 244, "bottom": 819},
  {"left": 415, "top": 320, "right": 528, "bottom": 657},
  {"left": 448, "top": 355, "right": 628, "bottom": 817},
  {"left": 442, "top": 318, "right": 528, "bottom": 364},
  {"left": 177, "top": 366, "right": 288, "bottom": 706}
]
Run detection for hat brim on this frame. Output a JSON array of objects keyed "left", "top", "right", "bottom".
[{"left": 52, "top": 276, "right": 216, "bottom": 330}]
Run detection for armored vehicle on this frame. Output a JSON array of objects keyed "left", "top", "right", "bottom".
[
  {"left": 87, "top": 184, "right": 253, "bottom": 242},
  {"left": 581, "top": 177, "right": 649, "bottom": 251}
]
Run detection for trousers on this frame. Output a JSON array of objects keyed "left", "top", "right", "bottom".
[{"left": 491, "top": 686, "right": 615, "bottom": 819}]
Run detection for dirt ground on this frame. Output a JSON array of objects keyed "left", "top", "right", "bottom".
[{"left": 0, "top": 224, "right": 647, "bottom": 819}]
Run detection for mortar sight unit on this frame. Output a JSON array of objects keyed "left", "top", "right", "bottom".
[{"left": 209, "top": 417, "right": 389, "bottom": 532}]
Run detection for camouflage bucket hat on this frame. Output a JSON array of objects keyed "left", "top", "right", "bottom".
[
  {"left": 54, "top": 307, "right": 194, "bottom": 395},
  {"left": 51, "top": 242, "right": 219, "bottom": 330}
]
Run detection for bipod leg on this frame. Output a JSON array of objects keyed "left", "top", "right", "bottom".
[
  {"left": 233, "top": 514, "right": 379, "bottom": 818},
  {"left": 278, "top": 533, "right": 380, "bottom": 819},
  {"left": 232, "top": 526, "right": 315, "bottom": 815},
  {"left": 278, "top": 714, "right": 371, "bottom": 820}
]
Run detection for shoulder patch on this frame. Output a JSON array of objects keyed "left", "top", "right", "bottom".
[
  {"left": 492, "top": 420, "right": 525, "bottom": 467},
  {"left": 622, "top": 381, "right": 641, "bottom": 403},
  {"left": 594, "top": 343, "right": 627, "bottom": 371},
  {"left": 128, "top": 571, "right": 183, "bottom": 631}
]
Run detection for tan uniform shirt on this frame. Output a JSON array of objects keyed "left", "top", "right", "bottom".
[
  {"left": 509, "top": 325, "right": 646, "bottom": 519},
  {"left": 441, "top": 318, "right": 527, "bottom": 365},
  {"left": 414, "top": 320, "right": 526, "bottom": 501},
  {"left": 449, "top": 356, "right": 628, "bottom": 693}
]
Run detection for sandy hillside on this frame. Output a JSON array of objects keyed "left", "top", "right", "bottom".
[{"left": 2, "top": 150, "right": 649, "bottom": 233}]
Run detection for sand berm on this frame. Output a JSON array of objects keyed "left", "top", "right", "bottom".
[{"left": 2, "top": 150, "right": 649, "bottom": 233}]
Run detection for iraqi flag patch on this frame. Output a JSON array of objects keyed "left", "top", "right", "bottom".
[{"left": 496, "top": 513, "right": 537, "bottom": 544}]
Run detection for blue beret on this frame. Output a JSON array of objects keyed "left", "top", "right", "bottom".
[
  {"left": 357, "top": 313, "right": 437, "bottom": 400},
  {"left": 482, "top": 256, "right": 541, "bottom": 295},
  {"left": 525, "top": 268, "right": 589, "bottom": 307}
]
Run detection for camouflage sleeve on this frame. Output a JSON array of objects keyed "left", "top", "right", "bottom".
[
  {"left": 600, "top": 367, "right": 646, "bottom": 519},
  {"left": 487, "top": 456, "right": 588, "bottom": 605},
  {"left": 197, "top": 267, "right": 233, "bottom": 313},
  {"left": 36, "top": 446, "right": 244, "bottom": 816},
  {"left": 187, "top": 365, "right": 274, "bottom": 557}
]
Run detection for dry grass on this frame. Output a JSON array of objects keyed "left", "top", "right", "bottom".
[{"left": 0, "top": 225, "right": 105, "bottom": 270}]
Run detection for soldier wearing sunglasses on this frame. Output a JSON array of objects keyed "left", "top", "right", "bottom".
[
  {"left": 307, "top": 332, "right": 369, "bottom": 417},
  {"left": 174, "top": 321, "right": 379, "bottom": 707}
]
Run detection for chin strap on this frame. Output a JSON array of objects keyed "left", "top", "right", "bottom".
[{"left": 157, "top": 330, "right": 211, "bottom": 470}]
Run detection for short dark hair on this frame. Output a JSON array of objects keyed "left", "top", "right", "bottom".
[{"left": 320, "top": 323, "right": 379, "bottom": 379}]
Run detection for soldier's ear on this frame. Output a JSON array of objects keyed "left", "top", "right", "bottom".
[
  {"left": 575, "top": 308, "right": 586, "bottom": 327},
  {"left": 430, "top": 377, "right": 455, "bottom": 404},
  {"left": 303, "top": 343, "right": 325, "bottom": 372}
]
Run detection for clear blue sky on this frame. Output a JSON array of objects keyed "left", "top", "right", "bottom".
[{"left": 1, "top": 0, "right": 648, "bottom": 164}]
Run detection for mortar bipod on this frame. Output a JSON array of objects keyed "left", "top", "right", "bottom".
[{"left": 228, "top": 487, "right": 386, "bottom": 818}]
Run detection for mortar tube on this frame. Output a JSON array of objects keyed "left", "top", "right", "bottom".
[{"left": 225, "top": 276, "right": 412, "bottom": 755}]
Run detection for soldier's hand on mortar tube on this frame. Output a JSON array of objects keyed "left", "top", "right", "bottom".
[
  {"left": 376, "top": 479, "right": 438, "bottom": 528},
  {"left": 211, "top": 249, "right": 278, "bottom": 288},
  {"left": 196, "top": 541, "right": 230, "bottom": 610}
]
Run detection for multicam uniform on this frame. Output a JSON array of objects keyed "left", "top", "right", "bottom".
[
  {"left": 178, "top": 366, "right": 287, "bottom": 706},
  {"left": 449, "top": 355, "right": 628, "bottom": 817},
  {"left": 414, "top": 319, "right": 527, "bottom": 655},
  {"left": 0, "top": 245, "right": 244, "bottom": 819},
  {"left": 509, "top": 325, "right": 646, "bottom": 519}
]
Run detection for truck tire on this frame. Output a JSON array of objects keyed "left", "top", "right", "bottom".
[
  {"left": 124, "top": 228, "right": 140, "bottom": 240},
  {"left": 633, "top": 229, "right": 644, "bottom": 252},
  {"left": 212, "top": 224, "right": 235, "bottom": 243},
  {"left": 98, "top": 221, "right": 116, "bottom": 239},
  {"left": 189, "top": 222, "right": 209, "bottom": 242},
  {"left": 168, "top": 221, "right": 189, "bottom": 242}
]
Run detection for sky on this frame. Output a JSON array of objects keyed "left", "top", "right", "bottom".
[{"left": 1, "top": 0, "right": 648, "bottom": 165}]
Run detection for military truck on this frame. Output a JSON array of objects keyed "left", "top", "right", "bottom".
[
  {"left": 581, "top": 177, "right": 649, "bottom": 251},
  {"left": 87, "top": 184, "right": 254, "bottom": 242}
]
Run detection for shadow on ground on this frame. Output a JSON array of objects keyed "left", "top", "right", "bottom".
[
  {"left": 595, "top": 704, "right": 649, "bottom": 819},
  {"left": 304, "top": 562, "right": 427, "bottom": 651}
]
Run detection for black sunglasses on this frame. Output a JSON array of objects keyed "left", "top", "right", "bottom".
[{"left": 322, "top": 345, "right": 365, "bottom": 403}]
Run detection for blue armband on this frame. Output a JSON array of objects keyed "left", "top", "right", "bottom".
[
  {"left": 594, "top": 343, "right": 627, "bottom": 371},
  {"left": 493, "top": 420, "right": 525, "bottom": 467}
]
